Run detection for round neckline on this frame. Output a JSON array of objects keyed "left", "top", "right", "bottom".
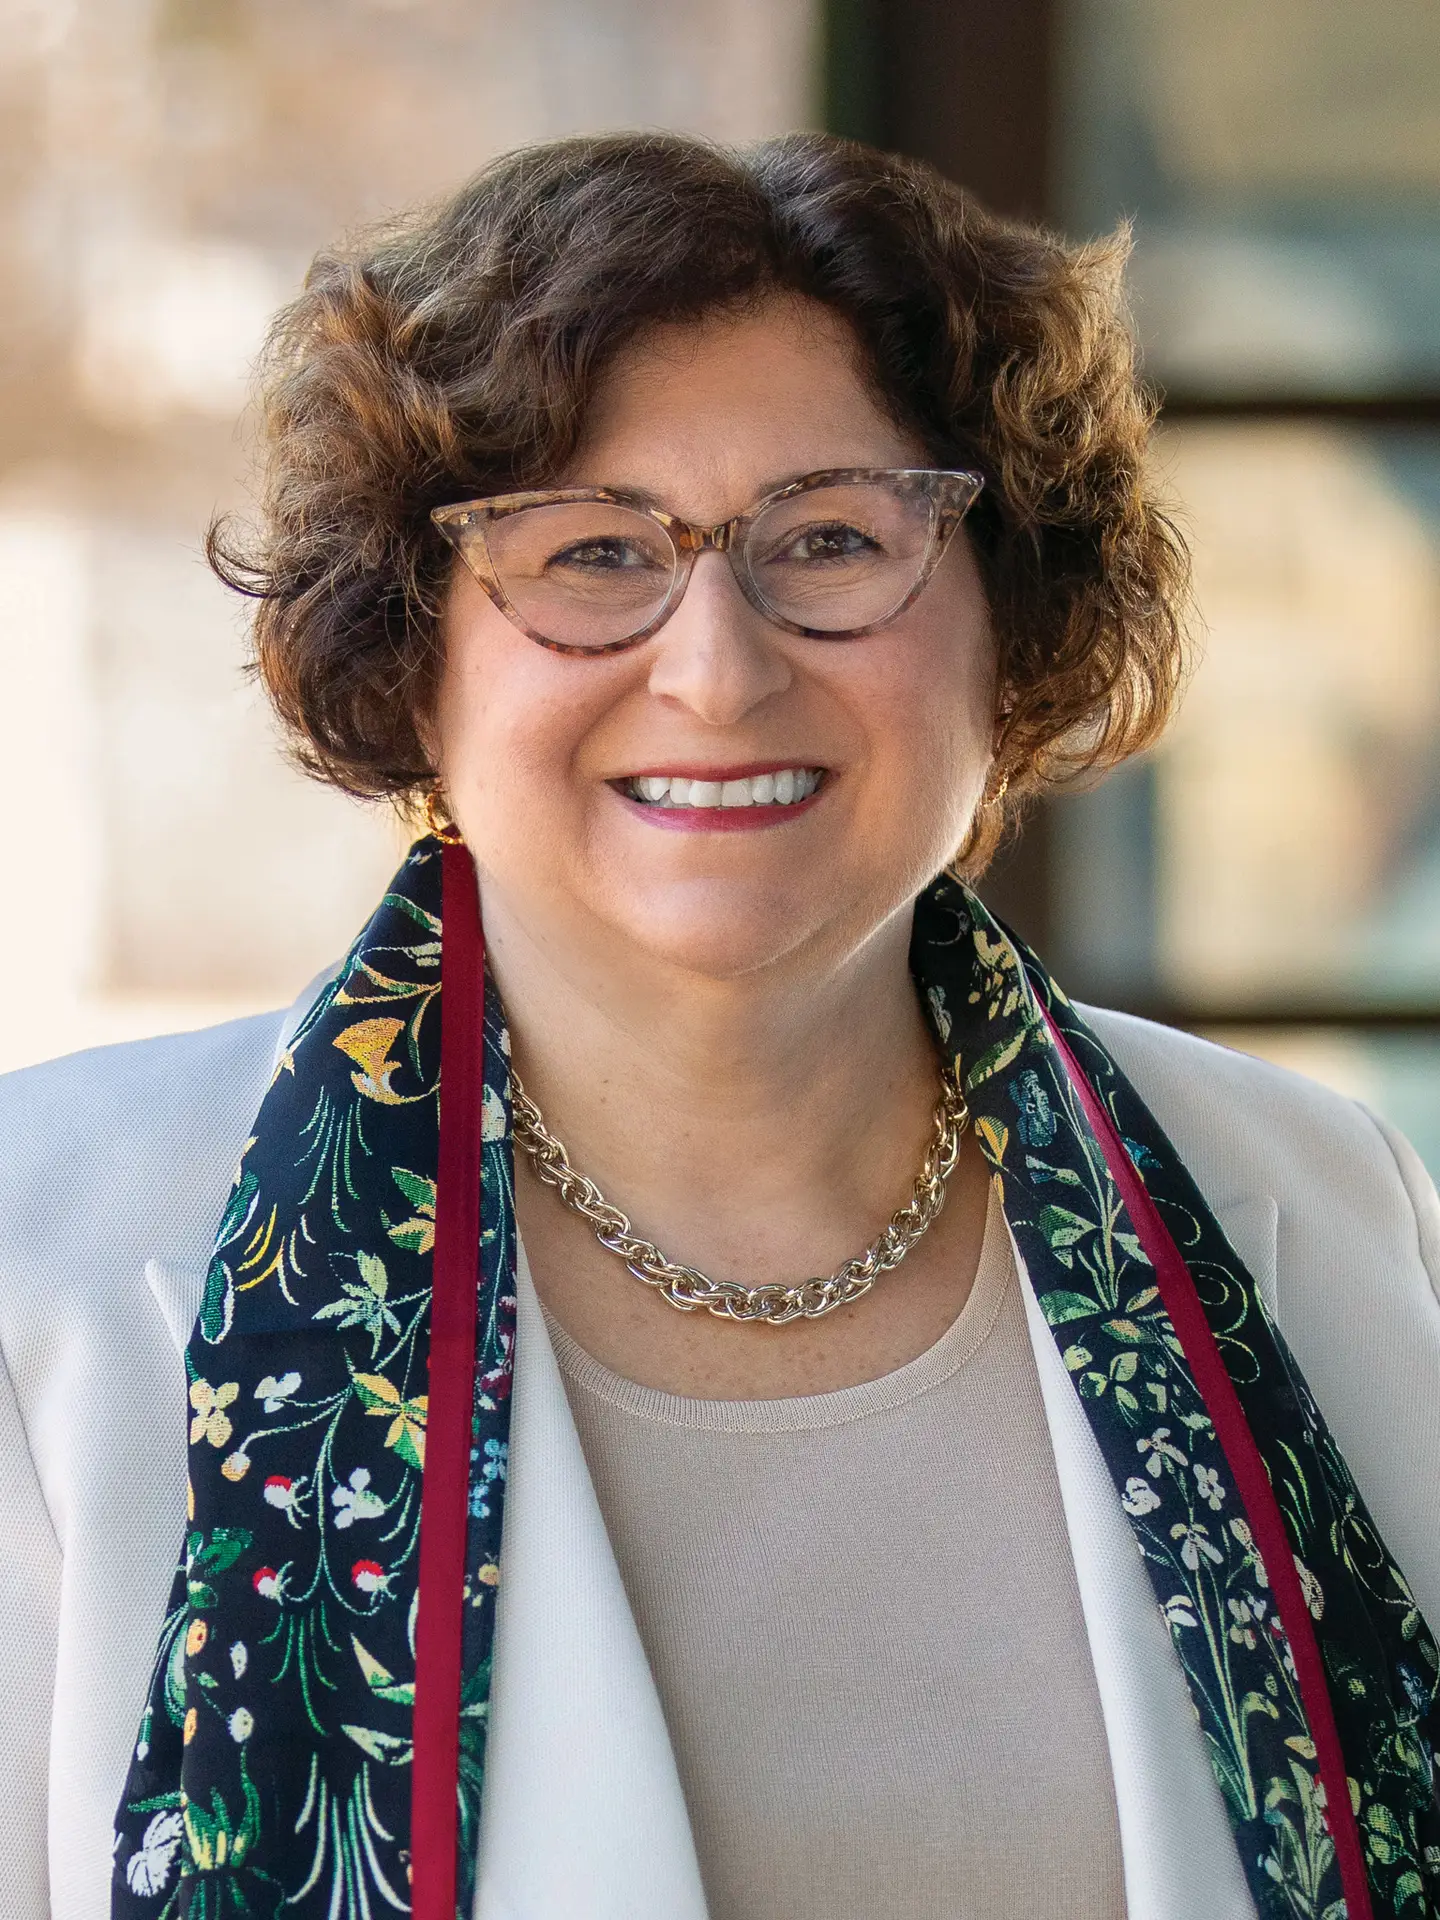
[{"left": 536, "top": 1183, "right": 1015, "bottom": 1434}]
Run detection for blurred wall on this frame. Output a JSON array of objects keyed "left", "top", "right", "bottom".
[{"left": 0, "top": 0, "right": 818, "bottom": 1070}]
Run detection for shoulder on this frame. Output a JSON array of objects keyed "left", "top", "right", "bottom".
[
  {"left": 0, "top": 965, "right": 339, "bottom": 1266},
  {"left": 0, "top": 1010, "right": 282, "bottom": 1143},
  {"left": 1076, "top": 1002, "right": 1402, "bottom": 1212},
  {"left": 0, "top": 1009, "right": 287, "bottom": 1281},
  {"left": 1078, "top": 998, "right": 1440, "bottom": 1319}
]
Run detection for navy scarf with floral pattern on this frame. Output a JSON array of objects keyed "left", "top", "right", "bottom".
[{"left": 113, "top": 839, "right": 1439, "bottom": 1920}]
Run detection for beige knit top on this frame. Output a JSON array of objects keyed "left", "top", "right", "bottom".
[{"left": 543, "top": 1189, "right": 1128, "bottom": 1919}]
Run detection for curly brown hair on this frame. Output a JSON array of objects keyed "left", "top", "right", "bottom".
[{"left": 216, "top": 129, "right": 1190, "bottom": 870}]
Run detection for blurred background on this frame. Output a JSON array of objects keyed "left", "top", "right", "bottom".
[{"left": 2, "top": 0, "right": 1438, "bottom": 1168}]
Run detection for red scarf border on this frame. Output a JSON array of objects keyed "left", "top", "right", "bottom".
[{"left": 412, "top": 843, "right": 486, "bottom": 1920}]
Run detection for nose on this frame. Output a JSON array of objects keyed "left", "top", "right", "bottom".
[{"left": 645, "top": 550, "right": 792, "bottom": 725}]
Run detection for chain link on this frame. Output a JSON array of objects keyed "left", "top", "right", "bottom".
[{"left": 510, "top": 1063, "right": 970, "bottom": 1325}]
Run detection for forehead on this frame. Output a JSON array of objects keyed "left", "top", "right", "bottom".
[{"left": 561, "top": 295, "right": 926, "bottom": 512}]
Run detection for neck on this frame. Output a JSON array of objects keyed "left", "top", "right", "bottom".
[{"left": 478, "top": 884, "right": 942, "bottom": 1283}]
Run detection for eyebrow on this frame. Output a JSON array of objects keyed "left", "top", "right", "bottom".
[{"left": 580, "top": 469, "right": 859, "bottom": 513}]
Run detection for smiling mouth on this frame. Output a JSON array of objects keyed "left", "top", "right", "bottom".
[{"left": 617, "top": 768, "right": 825, "bottom": 810}]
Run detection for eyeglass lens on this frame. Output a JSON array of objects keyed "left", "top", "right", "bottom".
[
  {"left": 484, "top": 501, "right": 677, "bottom": 650},
  {"left": 480, "top": 478, "right": 940, "bottom": 649}
]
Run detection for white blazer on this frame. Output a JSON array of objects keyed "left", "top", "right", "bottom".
[{"left": 1, "top": 985, "right": 1438, "bottom": 1920}]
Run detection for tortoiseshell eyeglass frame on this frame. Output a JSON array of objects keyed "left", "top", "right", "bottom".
[{"left": 429, "top": 466, "right": 986, "bottom": 656}]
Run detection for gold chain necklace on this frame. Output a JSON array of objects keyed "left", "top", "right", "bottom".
[{"left": 510, "top": 1063, "right": 971, "bottom": 1325}]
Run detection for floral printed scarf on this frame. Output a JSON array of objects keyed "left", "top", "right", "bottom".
[{"left": 113, "top": 838, "right": 1439, "bottom": 1920}]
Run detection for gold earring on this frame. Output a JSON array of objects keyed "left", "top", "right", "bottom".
[
  {"left": 990, "top": 769, "right": 1011, "bottom": 808},
  {"left": 423, "top": 789, "right": 463, "bottom": 845}
]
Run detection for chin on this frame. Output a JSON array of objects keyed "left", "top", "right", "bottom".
[{"left": 602, "top": 878, "right": 838, "bottom": 982}]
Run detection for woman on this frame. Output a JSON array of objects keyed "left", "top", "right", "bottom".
[{"left": 1, "top": 132, "right": 1436, "bottom": 1920}]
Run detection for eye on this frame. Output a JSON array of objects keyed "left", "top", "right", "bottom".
[
  {"left": 765, "top": 520, "right": 885, "bottom": 566},
  {"left": 546, "top": 537, "right": 666, "bottom": 574}
]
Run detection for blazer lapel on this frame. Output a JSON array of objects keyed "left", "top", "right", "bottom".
[
  {"left": 140, "top": 975, "right": 332, "bottom": 1367},
  {"left": 476, "top": 1245, "right": 709, "bottom": 1919},
  {"left": 141, "top": 978, "right": 340, "bottom": 1356},
  {"left": 145, "top": 1259, "right": 206, "bottom": 1351},
  {"left": 1015, "top": 1192, "right": 1278, "bottom": 1920},
  {"left": 1215, "top": 1195, "right": 1280, "bottom": 1319}
]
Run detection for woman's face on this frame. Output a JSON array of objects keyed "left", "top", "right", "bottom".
[{"left": 435, "top": 296, "right": 996, "bottom": 983}]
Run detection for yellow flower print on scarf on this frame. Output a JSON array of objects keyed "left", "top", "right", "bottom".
[
  {"left": 333, "top": 1019, "right": 409, "bottom": 1104},
  {"left": 189, "top": 1379, "right": 239, "bottom": 1448},
  {"left": 352, "top": 1371, "right": 428, "bottom": 1472}
]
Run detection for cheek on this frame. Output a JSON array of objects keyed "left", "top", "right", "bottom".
[
  {"left": 433, "top": 604, "right": 603, "bottom": 849},
  {"left": 853, "top": 600, "right": 996, "bottom": 837}
]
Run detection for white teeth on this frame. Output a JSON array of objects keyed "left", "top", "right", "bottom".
[{"left": 624, "top": 769, "right": 823, "bottom": 809}]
